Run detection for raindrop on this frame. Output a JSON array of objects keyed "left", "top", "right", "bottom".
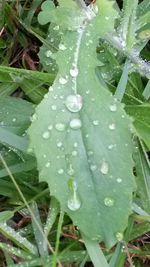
[
  {"left": 72, "top": 150, "right": 78, "bottom": 156},
  {"left": 59, "top": 44, "right": 67, "bottom": 50},
  {"left": 30, "top": 114, "right": 37, "bottom": 122},
  {"left": 109, "top": 103, "right": 117, "bottom": 112},
  {"left": 104, "top": 197, "right": 114, "bottom": 207},
  {"left": 109, "top": 123, "right": 116, "bottom": 130},
  {"left": 100, "top": 160, "right": 109, "bottom": 175},
  {"left": 93, "top": 120, "right": 99, "bottom": 126},
  {"left": 12, "top": 118, "right": 16, "bottom": 122},
  {"left": 86, "top": 90, "right": 90, "bottom": 94},
  {"left": 73, "top": 142, "right": 78, "bottom": 147},
  {"left": 59, "top": 77, "right": 68, "bottom": 85},
  {"left": 48, "top": 125, "right": 53, "bottom": 130},
  {"left": 67, "top": 179, "right": 81, "bottom": 211},
  {"left": 116, "top": 232, "right": 123, "bottom": 241},
  {"left": 55, "top": 123, "right": 65, "bottom": 131},
  {"left": 57, "top": 142, "right": 63, "bottom": 148},
  {"left": 45, "top": 162, "right": 50, "bottom": 168},
  {"left": 117, "top": 178, "right": 122, "bottom": 183},
  {"left": 58, "top": 169, "right": 64, "bottom": 174},
  {"left": 70, "top": 68, "right": 79, "bottom": 77},
  {"left": 108, "top": 144, "right": 114, "bottom": 150},
  {"left": 49, "top": 86, "right": 54, "bottom": 92},
  {"left": 70, "top": 118, "right": 82, "bottom": 130},
  {"left": 51, "top": 105, "right": 57, "bottom": 111},
  {"left": 42, "top": 131, "right": 50, "bottom": 139},
  {"left": 90, "top": 165, "right": 97, "bottom": 171},
  {"left": 53, "top": 25, "right": 59, "bottom": 30},
  {"left": 45, "top": 50, "right": 52, "bottom": 57},
  {"left": 67, "top": 164, "right": 74, "bottom": 175},
  {"left": 65, "top": 94, "right": 83, "bottom": 112}
]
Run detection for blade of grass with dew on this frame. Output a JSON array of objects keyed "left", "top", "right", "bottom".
[
  {"left": 126, "top": 104, "right": 150, "bottom": 149},
  {"left": 0, "top": 159, "right": 36, "bottom": 178},
  {"left": 0, "top": 153, "right": 62, "bottom": 266},
  {"left": 82, "top": 233, "right": 109, "bottom": 267},
  {"left": 0, "top": 222, "right": 37, "bottom": 255},
  {"left": 52, "top": 210, "right": 64, "bottom": 267},
  {"left": 44, "top": 197, "right": 60, "bottom": 236},
  {"left": 24, "top": 0, "right": 43, "bottom": 27},
  {"left": 8, "top": 251, "right": 87, "bottom": 267},
  {"left": 31, "top": 201, "right": 48, "bottom": 257},
  {"left": 0, "top": 65, "right": 54, "bottom": 84},
  {"left": 20, "top": 79, "right": 47, "bottom": 104},
  {"left": 133, "top": 139, "right": 150, "bottom": 213},
  {"left": 0, "top": 127, "right": 29, "bottom": 152},
  {"left": 115, "top": 60, "right": 130, "bottom": 101},
  {"left": 0, "top": 242, "right": 34, "bottom": 260},
  {"left": 143, "top": 80, "right": 150, "bottom": 100},
  {"left": 119, "top": 0, "right": 138, "bottom": 51}
]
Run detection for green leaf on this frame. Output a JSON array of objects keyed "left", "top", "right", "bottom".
[
  {"left": 133, "top": 140, "right": 150, "bottom": 213},
  {"left": 126, "top": 104, "right": 150, "bottom": 149},
  {"left": 0, "top": 97, "right": 34, "bottom": 135},
  {"left": 29, "top": 1, "right": 134, "bottom": 248},
  {"left": 0, "top": 211, "right": 14, "bottom": 222}
]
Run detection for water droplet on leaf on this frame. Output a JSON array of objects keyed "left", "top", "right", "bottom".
[
  {"left": 104, "top": 197, "right": 114, "bottom": 207},
  {"left": 67, "top": 179, "right": 81, "bottom": 211},
  {"left": 55, "top": 123, "right": 65, "bottom": 131},
  {"left": 109, "top": 123, "right": 116, "bottom": 130},
  {"left": 100, "top": 160, "right": 109, "bottom": 175},
  {"left": 65, "top": 94, "right": 82, "bottom": 112},
  {"left": 59, "top": 77, "right": 68, "bottom": 85},
  {"left": 70, "top": 68, "right": 79, "bottom": 77},
  {"left": 58, "top": 169, "right": 64, "bottom": 174},
  {"left": 116, "top": 232, "right": 123, "bottom": 241},
  {"left": 42, "top": 131, "right": 50, "bottom": 139},
  {"left": 93, "top": 120, "right": 99, "bottom": 126},
  {"left": 70, "top": 118, "right": 82, "bottom": 130},
  {"left": 109, "top": 103, "right": 117, "bottom": 112}
]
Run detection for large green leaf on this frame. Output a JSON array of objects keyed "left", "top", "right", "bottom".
[{"left": 29, "top": 0, "right": 134, "bottom": 247}]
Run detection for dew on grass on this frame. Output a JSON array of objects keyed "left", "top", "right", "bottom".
[
  {"left": 42, "top": 131, "right": 50, "bottom": 139},
  {"left": 100, "top": 160, "right": 109, "bottom": 175},
  {"left": 104, "top": 197, "right": 114, "bottom": 207},
  {"left": 70, "top": 118, "right": 82, "bottom": 129},
  {"left": 65, "top": 94, "right": 82, "bottom": 112}
]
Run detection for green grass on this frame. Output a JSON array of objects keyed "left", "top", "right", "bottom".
[{"left": 0, "top": 0, "right": 150, "bottom": 266}]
